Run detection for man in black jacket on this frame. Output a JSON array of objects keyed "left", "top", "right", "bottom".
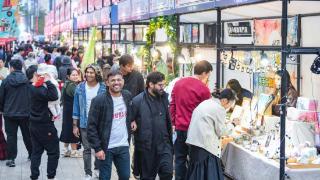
[
  {"left": 118, "top": 54, "right": 145, "bottom": 178},
  {"left": 0, "top": 59, "right": 32, "bottom": 167},
  {"left": 119, "top": 54, "right": 145, "bottom": 97},
  {"left": 28, "top": 71, "right": 59, "bottom": 180},
  {"left": 87, "top": 69, "right": 136, "bottom": 180},
  {"left": 131, "top": 72, "right": 173, "bottom": 180}
]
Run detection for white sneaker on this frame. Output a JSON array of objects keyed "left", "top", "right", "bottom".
[
  {"left": 93, "top": 170, "right": 99, "bottom": 178},
  {"left": 85, "top": 174, "right": 92, "bottom": 180}
]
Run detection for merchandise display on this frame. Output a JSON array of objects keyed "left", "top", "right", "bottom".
[{"left": 222, "top": 96, "right": 320, "bottom": 172}]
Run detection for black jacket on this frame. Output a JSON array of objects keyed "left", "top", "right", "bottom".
[
  {"left": 87, "top": 90, "right": 133, "bottom": 153},
  {"left": 29, "top": 81, "right": 59, "bottom": 124},
  {"left": 131, "top": 89, "right": 173, "bottom": 151},
  {"left": 123, "top": 70, "right": 145, "bottom": 97},
  {"left": 0, "top": 70, "right": 30, "bottom": 118},
  {"left": 58, "top": 56, "right": 73, "bottom": 82}
]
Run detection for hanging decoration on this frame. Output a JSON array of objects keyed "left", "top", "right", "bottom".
[{"left": 144, "top": 15, "right": 180, "bottom": 78}]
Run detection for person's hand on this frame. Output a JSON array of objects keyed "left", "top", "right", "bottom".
[
  {"left": 232, "top": 118, "right": 241, "bottom": 126},
  {"left": 43, "top": 73, "right": 51, "bottom": 82},
  {"left": 172, "top": 125, "right": 175, "bottom": 132},
  {"left": 131, "top": 121, "right": 137, "bottom": 132},
  {"left": 0, "top": 75, "right": 4, "bottom": 80},
  {"left": 95, "top": 150, "right": 105, "bottom": 160},
  {"left": 73, "top": 126, "right": 80, "bottom": 138}
]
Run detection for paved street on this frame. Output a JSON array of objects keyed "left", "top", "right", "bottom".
[{"left": 0, "top": 119, "right": 121, "bottom": 180}]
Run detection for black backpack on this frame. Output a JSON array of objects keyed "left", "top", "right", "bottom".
[{"left": 310, "top": 55, "right": 320, "bottom": 74}]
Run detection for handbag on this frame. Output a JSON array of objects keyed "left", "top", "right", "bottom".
[{"left": 310, "top": 55, "right": 320, "bottom": 74}]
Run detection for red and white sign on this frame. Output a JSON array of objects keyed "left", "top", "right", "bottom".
[
  {"left": 94, "top": 0, "right": 103, "bottom": 10},
  {"left": 88, "top": 0, "right": 95, "bottom": 12},
  {"left": 100, "top": 7, "right": 110, "bottom": 25}
]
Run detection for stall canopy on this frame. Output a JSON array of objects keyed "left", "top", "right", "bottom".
[
  {"left": 180, "top": 1, "right": 320, "bottom": 23},
  {"left": 0, "top": 37, "right": 16, "bottom": 45}
]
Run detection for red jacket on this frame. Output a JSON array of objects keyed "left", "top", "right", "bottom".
[{"left": 170, "top": 77, "right": 211, "bottom": 131}]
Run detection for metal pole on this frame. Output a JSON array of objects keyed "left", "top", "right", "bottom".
[
  {"left": 110, "top": 25, "right": 113, "bottom": 54},
  {"left": 296, "top": 15, "right": 302, "bottom": 95},
  {"left": 221, "top": 20, "right": 225, "bottom": 88},
  {"left": 216, "top": 8, "right": 222, "bottom": 91},
  {"left": 119, "top": 24, "right": 121, "bottom": 43},
  {"left": 176, "top": 15, "right": 180, "bottom": 77},
  {"left": 102, "top": 26, "right": 105, "bottom": 56},
  {"left": 280, "top": 0, "right": 288, "bottom": 180}
]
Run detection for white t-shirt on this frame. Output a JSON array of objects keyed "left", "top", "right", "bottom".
[
  {"left": 108, "top": 95, "right": 129, "bottom": 149},
  {"left": 85, "top": 83, "right": 100, "bottom": 118}
]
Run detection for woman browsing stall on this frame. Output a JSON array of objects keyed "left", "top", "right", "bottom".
[{"left": 186, "top": 89, "right": 240, "bottom": 180}]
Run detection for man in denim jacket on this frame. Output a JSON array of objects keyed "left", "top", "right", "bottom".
[{"left": 72, "top": 65, "right": 106, "bottom": 179}]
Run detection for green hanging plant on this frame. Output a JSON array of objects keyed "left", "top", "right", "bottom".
[{"left": 143, "top": 15, "right": 181, "bottom": 79}]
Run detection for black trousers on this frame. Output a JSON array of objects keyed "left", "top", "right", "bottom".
[
  {"left": 29, "top": 123, "right": 60, "bottom": 180},
  {"left": 174, "top": 131, "right": 189, "bottom": 180},
  {"left": 138, "top": 140, "right": 173, "bottom": 180},
  {"left": 4, "top": 116, "right": 32, "bottom": 160}
]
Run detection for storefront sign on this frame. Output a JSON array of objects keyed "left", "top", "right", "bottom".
[
  {"left": 227, "top": 21, "right": 251, "bottom": 37},
  {"left": 88, "top": 0, "right": 95, "bottom": 12},
  {"left": 176, "top": 0, "right": 211, "bottom": 7},
  {"left": 92, "top": 10, "right": 101, "bottom": 26},
  {"left": 215, "top": 0, "right": 264, "bottom": 7},
  {"left": 79, "top": 0, "right": 88, "bottom": 14},
  {"left": 175, "top": 0, "right": 214, "bottom": 13},
  {"left": 55, "top": 7, "right": 60, "bottom": 25},
  {"left": 149, "top": 0, "right": 175, "bottom": 17},
  {"left": 94, "top": 0, "right": 103, "bottom": 10},
  {"left": 118, "top": 0, "right": 131, "bottom": 23},
  {"left": 65, "top": 0, "right": 71, "bottom": 21},
  {"left": 224, "top": 21, "right": 254, "bottom": 44},
  {"left": 131, "top": 0, "right": 149, "bottom": 21},
  {"left": 100, "top": 7, "right": 110, "bottom": 25}
]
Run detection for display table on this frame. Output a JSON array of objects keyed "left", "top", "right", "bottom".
[{"left": 221, "top": 142, "right": 320, "bottom": 180}]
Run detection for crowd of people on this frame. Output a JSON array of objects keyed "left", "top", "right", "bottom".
[{"left": 0, "top": 41, "right": 250, "bottom": 180}]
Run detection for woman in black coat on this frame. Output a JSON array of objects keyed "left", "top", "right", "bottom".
[{"left": 60, "top": 68, "right": 81, "bottom": 157}]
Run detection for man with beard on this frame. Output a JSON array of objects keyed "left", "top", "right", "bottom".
[
  {"left": 87, "top": 69, "right": 136, "bottom": 180},
  {"left": 72, "top": 65, "right": 106, "bottom": 179},
  {"left": 131, "top": 72, "right": 173, "bottom": 180}
]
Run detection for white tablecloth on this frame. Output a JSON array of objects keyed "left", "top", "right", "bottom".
[{"left": 221, "top": 142, "right": 320, "bottom": 180}]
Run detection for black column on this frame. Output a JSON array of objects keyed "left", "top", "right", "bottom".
[
  {"left": 280, "top": 0, "right": 288, "bottom": 180},
  {"left": 216, "top": 8, "right": 222, "bottom": 91}
]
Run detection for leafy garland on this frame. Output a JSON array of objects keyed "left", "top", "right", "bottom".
[{"left": 143, "top": 15, "right": 181, "bottom": 78}]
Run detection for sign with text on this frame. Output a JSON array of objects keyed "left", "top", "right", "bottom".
[
  {"left": 118, "top": 0, "right": 132, "bottom": 23},
  {"left": 100, "top": 7, "right": 110, "bottom": 25},
  {"left": 224, "top": 21, "right": 254, "bottom": 44},
  {"left": 94, "top": 0, "right": 103, "bottom": 10},
  {"left": 215, "top": 0, "right": 264, "bottom": 7},
  {"left": 176, "top": 0, "right": 212, "bottom": 7},
  {"left": 88, "top": 0, "right": 95, "bottom": 12},
  {"left": 131, "top": 0, "right": 149, "bottom": 20},
  {"left": 150, "top": 0, "right": 175, "bottom": 14}
]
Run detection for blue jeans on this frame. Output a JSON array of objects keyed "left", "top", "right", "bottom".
[
  {"left": 174, "top": 131, "right": 188, "bottom": 180},
  {"left": 99, "top": 146, "right": 130, "bottom": 180}
]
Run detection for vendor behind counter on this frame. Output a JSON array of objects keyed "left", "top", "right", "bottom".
[
  {"left": 272, "top": 70, "right": 298, "bottom": 116},
  {"left": 226, "top": 79, "right": 253, "bottom": 106}
]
